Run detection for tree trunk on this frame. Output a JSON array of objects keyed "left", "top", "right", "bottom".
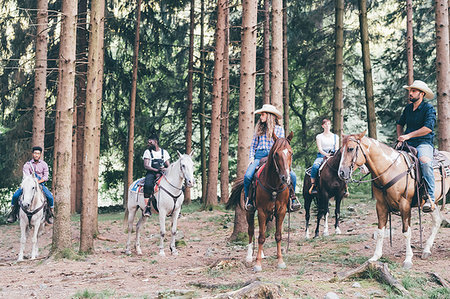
[
  {"left": 51, "top": 0, "right": 77, "bottom": 254},
  {"left": 200, "top": 0, "right": 207, "bottom": 203},
  {"left": 184, "top": 0, "right": 195, "bottom": 204},
  {"left": 80, "top": 0, "right": 105, "bottom": 253},
  {"left": 230, "top": 0, "right": 257, "bottom": 240},
  {"left": 282, "top": 0, "right": 289, "bottom": 133},
  {"left": 358, "top": 0, "right": 377, "bottom": 139},
  {"left": 73, "top": 0, "right": 88, "bottom": 214},
  {"left": 333, "top": 0, "right": 344, "bottom": 144},
  {"left": 406, "top": 0, "right": 414, "bottom": 87},
  {"left": 271, "top": 0, "right": 283, "bottom": 115},
  {"left": 263, "top": 0, "right": 270, "bottom": 104},
  {"left": 436, "top": 0, "right": 450, "bottom": 150},
  {"left": 220, "top": 1, "right": 230, "bottom": 204},
  {"left": 205, "top": 0, "right": 226, "bottom": 207},
  {"left": 125, "top": 0, "right": 142, "bottom": 212},
  {"left": 32, "top": 0, "right": 48, "bottom": 152}
]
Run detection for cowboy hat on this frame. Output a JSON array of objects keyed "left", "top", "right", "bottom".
[
  {"left": 403, "top": 80, "right": 434, "bottom": 99},
  {"left": 255, "top": 104, "right": 282, "bottom": 119}
]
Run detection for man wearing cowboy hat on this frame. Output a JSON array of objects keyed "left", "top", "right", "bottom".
[
  {"left": 397, "top": 80, "right": 436, "bottom": 212},
  {"left": 244, "top": 104, "right": 300, "bottom": 212}
]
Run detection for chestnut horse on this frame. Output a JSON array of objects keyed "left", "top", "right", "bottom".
[
  {"left": 338, "top": 131, "right": 450, "bottom": 269},
  {"left": 302, "top": 149, "right": 347, "bottom": 239},
  {"left": 227, "top": 132, "right": 294, "bottom": 272}
]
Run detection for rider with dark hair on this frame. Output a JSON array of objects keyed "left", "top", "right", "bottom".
[
  {"left": 7, "top": 146, "right": 54, "bottom": 224},
  {"left": 142, "top": 134, "right": 170, "bottom": 217}
]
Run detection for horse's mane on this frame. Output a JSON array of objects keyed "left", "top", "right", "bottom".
[{"left": 269, "top": 137, "right": 291, "bottom": 155}]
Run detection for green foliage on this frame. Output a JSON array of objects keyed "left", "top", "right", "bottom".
[{"left": 72, "top": 289, "right": 116, "bottom": 299}]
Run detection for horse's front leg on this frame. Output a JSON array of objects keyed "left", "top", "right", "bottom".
[
  {"left": 254, "top": 210, "right": 267, "bottom": 272},
  {"left": 323, "top": 211, "right": 330, "bottom": 236},
  {"left": 18, "top": 217, "right": 27, "bottom": 261},
  {"left": 422, "top": 208, "right": 443, "bottom": 259},
  {"left": 304, "top": 194, "right": 312, "bottom": 239},
  {"left": 275, "top": 208, "right": 287, "bottom": 269},
  {"left": 400, "top": 200, "right": 413, "bottom": 269},
  {"left": 159, "top": 210, "right": 167, "bottom": 256},
  {"left": 369, "top": 197, "right": 388, "bottom": 262},
  {"left": 31, "top": 220, "right": 41, "bottom": 259},
  {"left": 246, "top": 210, "right": 255, "bottom": 263},
  {"left": 125, "top": 206, "right": 137, "bottom": 255},
  {"left": 169, "top": 208, "right": 181, "bottom": 256},
  {"left": 335, "top": 195, "right": 342, "bottom": 235}
]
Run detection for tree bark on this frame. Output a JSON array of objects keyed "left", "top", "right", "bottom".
[
  {"left": 263, "top": 0, "right": 270, "bottom": 105},
  {"left": 32, "top": 0, "right": 48, "bottom": 152},
  {"left": 231, "top": 0, "right": 257, "bottom": 240},
  {"left": 185, "top": 0, "right": 195, "bottom": 204},
  {"left": 205, "top": 0, "right": 226, "bottom": 207},
  {"left": 271, "top": 0, "right": 283, "bottom": 115},
  {"left": 80, "top": 0, "right": 105, "bottom": 253},
  {"left": 51, "top": 0, "right": 77, "bottom": 254},
  {"left": 333, "top": 0, "right": 344, "bottom": 143},
  {"left": 125, "top": 0, "right": 142, "bottom": 211},
  {"left": 73, "top": 0, "right": 88, "bottom": 214},
  {"left": 282, "top": 0, "right": 289, "bottom": 133},
  {"left": 406, "top": 0, "right": 414, "bottom": 87},
  {"left": 436, "top": 0, "right": 450, "bottom": 151},
  {"left": 200, "top": 0, "right": 207, "bottom": 203},
  {"left": 220, "top": 1, "right": 230, "bottom": 204},
  {"left": 358, "top": 0, "right": 377, "bottom": 139}
]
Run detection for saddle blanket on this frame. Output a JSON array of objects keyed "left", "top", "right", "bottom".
[{"left": 130, "top": 177, "right": 164, "bottom": 193}]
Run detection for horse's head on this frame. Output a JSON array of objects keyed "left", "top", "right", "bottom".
[
  {"left": 20, "top": 175, "right": 39, "bottom": 211},
  {"left": 271, "top": 131, "right": 293, "bottom": 185},
  {"left": 177, "top": 150, "right": 195, "bottom": 188},
  {"left": 338, "top": 131, "right": 367, "bottom": 181}
]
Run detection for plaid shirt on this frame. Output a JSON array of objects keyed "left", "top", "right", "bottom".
[
  {"left": 23, "top": 159, "right": 49, "bottom": 182},
  {"left": 249, "top": 125, "right": 285, "bottom": 160}
]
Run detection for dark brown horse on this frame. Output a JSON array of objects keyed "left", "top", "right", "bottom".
[
  {"left": 227, "top": 132, "right": 293, "bottom": 272},
  {"left": 303, "top": 149, "right": 348, "bottom": 239},
  {"left": 338, "top": 131, "right": 450, "bottom": 269}
]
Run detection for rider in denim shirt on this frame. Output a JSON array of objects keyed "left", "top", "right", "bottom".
[{"left": 397, "top": 80, "right": 436, "bottom": 213}]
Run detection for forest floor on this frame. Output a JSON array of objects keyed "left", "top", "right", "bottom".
[{"left": 0, "top": 195, "right": 449, "bottom": 299}]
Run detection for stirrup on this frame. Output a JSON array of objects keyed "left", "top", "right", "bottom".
[
  {"left": 244, "top": 197, "right": 255, "bottom": 212},
  {"left": 289, "top": 200, "right": 301, "bottom": 212},
  {"left": 309, "top": 184, "right": 318, "bottom": 195},
  {"left": 422, "top": 199, "right": 435, "bottom": 213}
]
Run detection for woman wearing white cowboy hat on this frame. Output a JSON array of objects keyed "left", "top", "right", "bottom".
[
  {"left": 397, "top": 80, "right": 436, "bottom": 212},
  {"left": 244, "top": 104, "right": 301, "bottom": 212}
]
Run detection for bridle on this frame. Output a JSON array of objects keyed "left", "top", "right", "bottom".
[
  {"left": 257, "top": 147, "right": 291, "bottom": 201},
  {"left": 20, "top": 177, "right": 46, "bottom": 223}
]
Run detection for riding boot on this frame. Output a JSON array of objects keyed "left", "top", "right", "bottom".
[
  {"left": 6, "top": 205, "right": 19, "bottom": 223},
  {"left": 244, "top": 197, "right": 255, "bottom": 212},
  {"left": 422, "top": 194, "right": 435, "bottom": 213},
  {"left": 46, "top": 207, "right": 54, "bottom": 224},
  {"left": 309, "top": 183, "right": 318, "bottom": 195},
  {"left": 344, "top": 185, "right": 350, "bottom": 198},
  {"left": 143, "top": 194, "right": 153, "bottom": 217},
  {"left": 288, "top": 184, "right": 301, "bottom": 212}
]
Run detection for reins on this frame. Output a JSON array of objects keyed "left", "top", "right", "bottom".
[
  {"left": 20, "top": 178, "right": 46, "bottom": 224},
  {"left": 156, "top": 159, "right": 189, "bottom": 215}
]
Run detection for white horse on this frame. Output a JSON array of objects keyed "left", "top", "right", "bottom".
[
  {"left": 125, "top": 151, "right": 195, "bottom": 256},
  {"left": 18, "top": 175, "right": 46, "bottom": 261}
]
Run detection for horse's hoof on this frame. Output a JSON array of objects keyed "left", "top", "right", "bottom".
[
  {"left": 171, "top": 250, "right": 179, "bottom": 256},
  {"left": 422, "top": 251, "right": 431, "bottom": 259},
  {"left": 159, "top": 251, "right": 165, "bottom": 256},
  {"left": 335, "top": 227, "right": 342, "bottom": 235},
  {"left": 323, "top": 231, "right": 329, "bottom": 237},
  {"left": 253, "top": 265, "right": 262, "bottom": 272},
  {"left": 368, "top": 257, "right": 378, "bottom": 263},
  {"left": 261, "top": 251, "right": 266, "bottom": 259},
  {"left": 277, "top": 262, "right": 286, "bottom": 269},
  {"left": 305, "top": 234, "right": 310, "bottom": 240},
  {"left": 245, "top": 256, "right": 253, "bottom": 263},
  {"left": 136, "top": 250, "right": 142, "bottom": 255},
  {"left": 125, "top": 250, "right": 131, "bottom": 255},
  {"left": 17, "top": 258, "right": 23, "bottom": 262},
  {"left": 403, "top": 261, "right": 413, "bottom": 269}
]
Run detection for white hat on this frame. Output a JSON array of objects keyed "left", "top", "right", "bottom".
[
  {"left": 403, "top": 80, "right": 434, "bottom": 99},
  {"left": 255, "top": 104, "right": 282, "bottom": 119}
]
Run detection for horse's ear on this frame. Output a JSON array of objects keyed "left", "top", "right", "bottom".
[
  {"left": 177, "top": 150, "right": 182, "bottom": 158},
  {"left": 189, "top": 150, "right": 194, "bottom": 157},
  {"left": 287, "top": 131, "right": 293, "bottom": 143},
  {"left": 358, "top": 130, "right": 367, "bottom": 139}
]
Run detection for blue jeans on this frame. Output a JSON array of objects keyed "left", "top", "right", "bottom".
[
  {"left": 244, "top": 149, "right": 297, "bottom": 198},
  {"left": 11, "top": 184, "right": 54, "bottom": 208},
  {"left": 310, "top": 153, "right": 325, "bottom": 180},
  {"left": 416, "top": 143, "right": 435, "bottom": 201}
]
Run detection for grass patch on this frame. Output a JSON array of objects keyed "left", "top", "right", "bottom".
[
  {"left": 72, "top": 289, "right": 115, "bottom": 299},
  {"left": 54, "top": 248, "right": 87, "bottom": 261},
  {"left": 401, "top": 274, "right": 427, "bottom": 290},
  {"left": 228, "top": 232, "right": 248, "bottom": 246}
]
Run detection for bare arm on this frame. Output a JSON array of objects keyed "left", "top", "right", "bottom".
[
  {"left": 144, "top": 158, "right": 159, "bottom": 172},
  {"left": 397, "top": 125, "right": 432, "bottom": 142}
]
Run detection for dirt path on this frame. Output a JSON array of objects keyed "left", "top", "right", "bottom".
[{"left": 1, "top": 197, "right": 449, "bottom": 298}]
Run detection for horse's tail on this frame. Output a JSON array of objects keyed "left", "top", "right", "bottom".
[{"left": 225, "top": 178, "right": 244, "bottom": 210}]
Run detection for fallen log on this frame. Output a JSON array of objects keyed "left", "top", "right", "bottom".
[
  {"left": 428, "top": 272, "right": 450, "bottom": 288},
  {"left": 213, "top": 281, "right": 282, "bottom": 299},
  {"left": 190, "top": 278, "right": 259, "bottom": 290},
  {"left": 331, "top": 261, "right": 408, "bottom": 296}
]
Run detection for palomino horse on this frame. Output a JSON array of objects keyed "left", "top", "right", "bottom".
[
  {"left": 303, "top": 149, "right": 347, "bottom": 239},
  {"left": 125, "top": 152, "right": 195, "bottom": 256},
  {"left": 18, "top": 175, "right": 46, "bottom": 261},
  {"left": 227, "top": 132, "right": 294, "bottom": 272},
  {"left": 338, "top": 131, "right": 450, "bottom": 268}
]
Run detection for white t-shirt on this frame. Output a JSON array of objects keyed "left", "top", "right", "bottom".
[
  {"left": 316, "top": 133, "right": 338, "bottom": 153},
  {"left": 142, "top": 148, "right": 171, "bottom": 163}
]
